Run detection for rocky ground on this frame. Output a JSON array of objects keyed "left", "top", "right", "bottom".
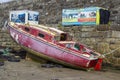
[{"left": 0, "top": 60, "right": 120, "bottom": 80}]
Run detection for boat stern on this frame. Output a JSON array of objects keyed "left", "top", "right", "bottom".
[
  {"left": 85, "top": 58, "right": 103, "bottom": 71},
  {"left": 94, "top": 58, "right": 103, "bottom": 71}
]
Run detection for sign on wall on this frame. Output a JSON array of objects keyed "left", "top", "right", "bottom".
[
  {"left": 62, "top": 7, "right": 100, "bottom": 26},
  {"left": 10, "top": 10, "right": 39, "bottom": 24}
]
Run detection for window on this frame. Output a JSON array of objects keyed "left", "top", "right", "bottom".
[
  {"left": 74, "top": 43, "right": 80, "bottom": 50},
  {"left": 24, "top": 27, "right": 30, "bottom": 32},
  {"left": 60, "top": 33, "right": 67, "bottom": 41},
  {"left": 38, "top": 33, "right": 45, "bottom": 38},
  {"left": 66, "top": 43, "right": 72, "bottom": 48}
]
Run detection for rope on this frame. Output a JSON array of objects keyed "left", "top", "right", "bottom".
[
  {"left": 102, "top": 46, "right": 120, "bottom": 65},
  {"left": 102, "top": 46, "right": 120, "bottom": 57}
]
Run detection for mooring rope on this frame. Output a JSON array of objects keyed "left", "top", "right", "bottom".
[
  {"left": 102, "top": 46, "right": 120, "bottom": 65},
  {"left": 102, "top": 46, "right": 120, "bottom": 57}
]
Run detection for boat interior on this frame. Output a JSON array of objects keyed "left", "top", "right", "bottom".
[{"left": 58, "top": 41, "right": 100, "bottom": 58}]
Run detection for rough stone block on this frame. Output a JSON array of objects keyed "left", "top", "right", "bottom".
[
  {"left": 96, "top": 42, "right": 110, "bottom": 54},
  {"left": 111, "top": 31, "right": 120, "bottom": 38},
  {"left": 80, "top": 26, "right": 96, "bottom": 32},
  {"left": 79, "top": 31, "right": 111, "bottom": 38}
]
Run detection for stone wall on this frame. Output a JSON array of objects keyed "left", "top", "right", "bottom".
[
  {"left": 0, "top": 0, "right": 120, "bottom": 26},
  {"left": 0, "top": 28, "right": 20, "bottom": 49}
]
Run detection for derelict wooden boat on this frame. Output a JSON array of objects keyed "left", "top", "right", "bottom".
[{"left": 7, "top": 22, "right": 102, "bottom": 70}]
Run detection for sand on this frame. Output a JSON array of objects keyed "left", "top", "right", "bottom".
[{"left": 0, "top": 60, "right": 120, "bottom": 80}]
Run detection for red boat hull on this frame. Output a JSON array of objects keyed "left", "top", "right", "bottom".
[{"left": 8, "top": 24, "right": 102, "bottom": 70}]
